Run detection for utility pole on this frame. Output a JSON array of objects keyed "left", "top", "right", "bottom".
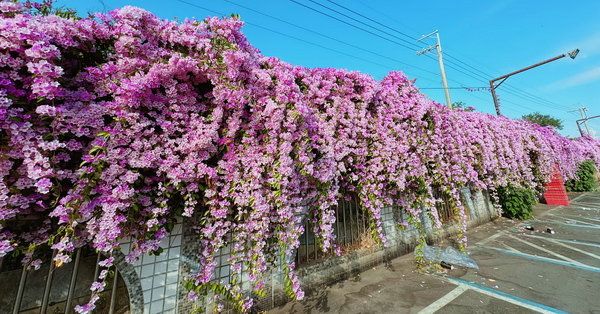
[
  {"left": 489, "top": 49, "right": 579, "bottom": 116},
  {"left": 568, "top": 106, "right": 591, "bottom": 136},
  {"left": 417, "top": 30, "right": 452, "bottom": 109}
]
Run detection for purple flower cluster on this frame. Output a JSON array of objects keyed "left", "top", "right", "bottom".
[{"left": 1, "top": 2, "right": 599, "bottom": 312}]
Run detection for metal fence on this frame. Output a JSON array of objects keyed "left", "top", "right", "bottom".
[
  {"left": 295, "top": 194, "right": 369, "bottom": 266},
  {"left": 295, "top": 188, "right": 459, "bottom": 267},
  {"left": 432, "top": 186, "right": 460, "bottom": 224},
  {"left": 0, "top": 247, "right": 129, "bottom": 314}
]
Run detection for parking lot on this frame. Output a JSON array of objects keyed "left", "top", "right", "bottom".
[{"left": 271, "top": 193, "right": 600, "bottom": 314}]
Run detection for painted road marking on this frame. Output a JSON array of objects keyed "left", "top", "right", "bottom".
[
  {"left": 438, "top": 277, "right": 569, "bottom": 314},
  {"left": 542, "top": 237, "right": 600, "bottom": 262},
  {"left": 547, "top": 215, "right": 598, "bottom": 226},
  {"left": 532, "top": 220, "right": 600, "bottom": 230},
  {"left": 570, "top": 206, "right": 600, "bottom": 211},
  {"left": 480, "top": 246, "right": 600, "bottom": 273},
  {"left": 571, "top": 202, "right": 600, "bottom": 209},
  {"left": 554, "top": 214, "right": 600, "bottom": 223},
  {"left": 417, "top": 285, "right": 467, "bottom": 314},
  {"left": 515, "top": 233, "right": 600, "bottom": 248},
  {"left": 507, "top": 235, "right": 590, "bottom": 267},
  {"left": 476, "top": 229, "right": 509, "bottom": 246}
]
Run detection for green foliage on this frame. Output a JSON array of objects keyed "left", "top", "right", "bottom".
[
  {"left": 26, "top": 0, "right": 79, "bottom": 19},
  {"left": 495, "top": 185, "right": 537, "bottom": 219},
  {"left": 452, "top": 101, "right": 475, "bottom": 111},
  {"left": 565, "top": 160, "right": 598, "bottom": 192},
  {"left": 521, "top": 112, "right": 563, "bottom": 130}
]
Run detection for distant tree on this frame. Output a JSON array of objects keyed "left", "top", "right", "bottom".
[
  {"left": 521, "top": 112, "right": 563, "bottom": 130},
  {"left": 452, "top": 101, "right": 475, "bottom": 111}
]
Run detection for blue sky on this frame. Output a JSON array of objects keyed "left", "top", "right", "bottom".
[{"left": 55, "top": 0, "right": 600, "bottom": 138}]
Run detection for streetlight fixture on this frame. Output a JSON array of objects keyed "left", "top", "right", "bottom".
[{"left": 489, "top": 48, "right": 579, "bottom": 116}]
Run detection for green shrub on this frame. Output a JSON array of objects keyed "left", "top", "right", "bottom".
[
  {"left": 496, "top": 185, "right": 536, "bottom": 219},
  {"left": 565, "top": 160, "right": 597, "bottom": 192}
]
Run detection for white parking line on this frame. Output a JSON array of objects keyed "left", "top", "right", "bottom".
[
  {"left": 534, "top": 219, "right": 600, "bottom": 229},
  {"left": 438, "top": 277, "right": 569, "bottom": 314},
  {"left": 548, "top": 215, "right": 598, "bottom": 226},
  {"left": 507, "top": 235, "right": 590, "bottom": 267},
  {"left": 572, "top": 202, "right": 600, "bottom": 209},
  {"left": 498, "top": 241, "right": 521, "bottom": 253},
  {"left": 418, "top": 285, "right": 467, "bottom": 314},
  {"left": 552, "top": 213, "right": 600, "bottom": 223},
  {"left": 570, "top": 206, "right": 600, "bottom": 211},
  {"left": 476, "top": 229, "right": 508, "bottom": 246},
  {"left": 542, "top": 237, "right": 600, "bottom": 262},
  {"left": 481, "top": 246, "right": 600, "bottom": 273},
  {"left": 517, "top": 233, "right": 600, "bottom": 248}
]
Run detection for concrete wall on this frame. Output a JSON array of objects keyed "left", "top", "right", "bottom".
[
  {"left": 253, "top": 188, "right": 497, "bottom": 312},
  {"left": 0, "top": 189, "right": 495, "bottom": 313},
  {"left": 119, "top": 218, "right": 184, "bottom": 314}
]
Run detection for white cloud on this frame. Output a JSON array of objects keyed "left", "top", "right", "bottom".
[
  {"left": 547, "top": 66, "right": 600, "bottom": 90},
  {"left": 558, "top": 32, "right": 600, "bottom": 59}
]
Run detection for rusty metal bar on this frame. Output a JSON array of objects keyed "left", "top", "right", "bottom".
[
  {"left": 108, "top": 266, "right": 119, "bottom": 314},
  {"left": 40, "top": 250, "right": 58, "bottom": 314},
  {"left": 491, "top": 54, "right": 568, "bottom": 84},
  {"left": 313, "top": 215, "right": 318, "bottom": 261},
  {"left": 342, "top": 199, "right": 348, "bottom": 246},
  {"left": 93, "top": 253, "right": 101, "bottom": 281},
  {"left": 65, "top": 248, "right": 82, "bottom": 314},
  {"left": 344, "top": 197, "right": 354, "bottom": 244},
  {"left": 334, "top": 204, "right": 340, "bottom": 246},
  {"left": 13, "top": 265, "right": 28, "bottom": 314},
  {"left": 354, "top": 197, "right": 362, "bottom": 240}
]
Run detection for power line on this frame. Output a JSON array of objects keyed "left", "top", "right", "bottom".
[
  {"left": 324, "top": 0, "right": 419, "bottom": 44},
  {"left": 354, "top": 0, "right": 423, "bottom": 36},
  {"left": 306, "top": 0, "right": 422, "bottom": 49},
  {"left": 223, "top": 0, "right": 440, "bottom": 78},
  {"left": 319, "top": 1, "right": 568, "bottom": 112},
  {"left": 444, "top": 51, "right": 567, "bottom": 108},
  {"left": 176, "top": 0, "right": 445, "bottom": 84},
  {"left": 176, "top": 0, "right": 223, "bottom": 16},
  {"left": 176, "top": 0, "right": 497, "bottom": 113},
  {"left": 443, "top": 52, "right": 568, "bottom": 109},
  {"left": 289, "top": 0, "right": 553, "bottom": 114},
  {"left": 452, "top": 88, "right": 531, "bottom": 116},
  {"left": 289, "top": 0, "right": 421, "bottom": 52},
  {"left": 420, "top": 87, "right": 488, "bottom": 89},
  {"left": 431, "top": 54, "right": 569, "bottom": 110},
  {"left": 179, "top": 0, "right": 569, "bottom": 115},
  {"left": 177, "top": 0, "right": 425, "bottom": 75},
  {"left": 427, "top": 54, "right": 570, "bottom": 111},
  {"left": 289, "top": 1, "right": 500, "bottom": 105}
]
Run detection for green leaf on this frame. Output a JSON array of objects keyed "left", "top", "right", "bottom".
[
  {"left": 88, "top": 146, "right": 104, "bottom": 154},
  {"left": 165, "top": 221, "right": 175, "bottom": 232},
  {"left": 97, "top": 131, "right": 111, "bottom": 138}
]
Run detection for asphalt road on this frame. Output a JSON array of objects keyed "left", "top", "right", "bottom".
[{"left": 269, "top": 193, "right": 600, "bottom": 314}]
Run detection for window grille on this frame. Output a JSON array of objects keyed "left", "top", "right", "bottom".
[
  {"left": 295, "top": 194, "right": 371, "bottom": 266},
  {"left": 0, "top": 247, "right": 130, "bottom": 314}
]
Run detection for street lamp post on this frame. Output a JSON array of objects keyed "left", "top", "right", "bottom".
[{"left": 489, "top": 49, "right": 579, "bottom": 116}]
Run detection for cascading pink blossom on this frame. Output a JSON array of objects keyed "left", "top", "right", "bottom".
[{"left": 1, "top": 2, "right": 599, "bottom": 312}]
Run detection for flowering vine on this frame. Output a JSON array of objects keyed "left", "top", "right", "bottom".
[{"left": 1, "top": 1, "right": 599, "bottom": 312}]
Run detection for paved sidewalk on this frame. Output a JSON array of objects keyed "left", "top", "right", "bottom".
[{"left": 268, "top": 192, "right": 600, "bottom": 314}]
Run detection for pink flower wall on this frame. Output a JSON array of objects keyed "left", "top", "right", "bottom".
[{"left": 1, "top": 2, "right": 599, "bottom": 312}]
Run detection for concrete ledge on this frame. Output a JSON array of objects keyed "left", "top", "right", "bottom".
[{"left": 256, "top": 189, "right": 497, "bottom": 311}]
